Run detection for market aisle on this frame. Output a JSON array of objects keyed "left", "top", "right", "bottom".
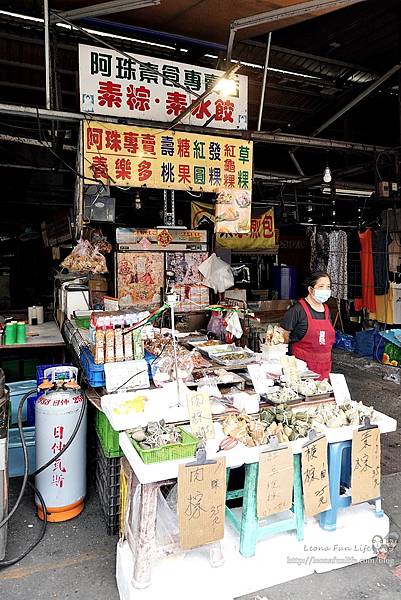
[{"left": 0, "top": 484, "right": 119, "bottom": 599}]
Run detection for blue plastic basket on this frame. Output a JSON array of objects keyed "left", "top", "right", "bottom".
[
  {"left": 8, "top": 426, "right": 36, "bottom": 477},
  {"left": 80, "top": 346, "right": 106, "bottom": 387},
  {"left": 79, "top": 347, "right": 154, "bottom": 388},
  {"left": 7, "top": 380, "right": 37, "bottom": 425}
]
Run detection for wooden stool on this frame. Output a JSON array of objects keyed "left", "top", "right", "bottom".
[{"left": 225, "top": 454, "right": 304, "bottom": 558}]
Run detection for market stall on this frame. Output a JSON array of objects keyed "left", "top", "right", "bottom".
[{"left": 59, "top": 296, "right": 396, "bottom": 599}]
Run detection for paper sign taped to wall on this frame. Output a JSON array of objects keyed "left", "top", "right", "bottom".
[
  {"left": 257, "top": 446, "right": 293, "bottom": 518},
  {"left": 351, "top": 426, "right": 380, "bottom": 505},
  {"left": 178, "top": 457, "right": 226, "bottom": 549}
]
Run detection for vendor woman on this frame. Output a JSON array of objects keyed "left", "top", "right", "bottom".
[{"left": 280, "top": 271, "right": 335, "bottom": 380}]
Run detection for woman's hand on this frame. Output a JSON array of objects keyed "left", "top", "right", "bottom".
[{"left": 279, "top": 327, "right": 290, "bottom": 344}]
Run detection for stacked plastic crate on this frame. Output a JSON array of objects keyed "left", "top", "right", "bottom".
[{"left": 94, "top": 409, "right": 122, "bottom": 535}]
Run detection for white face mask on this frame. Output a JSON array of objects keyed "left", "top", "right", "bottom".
[{"left": 314, "top": 289, "right": 331, "bottom": 303}]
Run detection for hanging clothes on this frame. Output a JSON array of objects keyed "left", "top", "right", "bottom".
[
  {"left": 327, "top": 230, "right": 348, "bottom": 300},
  {"left": 381, "top": 208, "right": 401, "bottom": 233},
  {"left": 391, "top": 282, "right": 401, "bottom": 324},
  {"left": 388, "top": 233, "right": 401, "bottom": 273},
  {"left": 372, "top": 229, "right": 389, "bottom": 295},
  {"left": 309, "top": 229, "right": 329, "bottom": 272},
  {"left": 375, "top": 288, "right": 393, "bottom": 324},
  {"left": 355, "top": 229, "right": 376, "bottom": 314},
  {"left": 347, "top": 230, "right": 362, "bottom": 303}
]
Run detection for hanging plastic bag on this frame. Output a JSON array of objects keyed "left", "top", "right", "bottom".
[
  {"left": 61, "top": 239, "right": 108, "bottom": 273},
  {"left": 225, "top": 311, "right": 243, "bottom": 339},
  {"left": 207, "top": 311, "right": 226, "bottom": 339},
  {"left": 198, "top": 253, "right": 234, "bottom": 293},
  {"left": 125, "top": 483, "right": 179, "bottom": 557}
]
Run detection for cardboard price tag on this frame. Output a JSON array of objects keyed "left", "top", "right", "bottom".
[
  {"left": 178, "top": 457, "right": 226, "bottom": 550},
  {"left": 257, "top": 446, "right": 293, "bottom": 518},
  {"left": 247, "top": 364, "right": 275, "bottom": 395},
  {"left": 280, "top": 355, "right": 300, "bottom": 387},
  {"left": 351, "top": 426, "right": 380, "bottom": 504},
  {"left": 329, "top": 373, "right": 351, "bottom": 405},
  {"left": 301, "top": 435, "right": 331, "bottom": 517},
  {"left": 186, "top": 390, "right": 214, "bottom": 440}
]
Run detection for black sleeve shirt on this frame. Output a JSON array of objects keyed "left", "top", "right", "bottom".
[{"left": 280, "top": 302, "right": 327, "bottom": 343}]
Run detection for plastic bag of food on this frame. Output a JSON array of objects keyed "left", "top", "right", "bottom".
[
  {"left": 92, "top": 229, "right": 112, "bottom": 254},
  {"left": 171, "top": 354, "right": 193, "bottom": 382},
  {"left": 91, "top": 246, "right": 108, "bottom": 273},
  {"left": 151, "top": 355, "right": 173, "bottom": 387},
  {"left": 61, "top": 239, "right": 108, "bottom": 273}
]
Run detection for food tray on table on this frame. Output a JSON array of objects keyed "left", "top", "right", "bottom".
[
  {"left": 202, "top": 343, "right": 236, "bottom": 356},
  {"left": 187, "top": 368, "right": 245, "bottom": 390},
  {"left": 128, "top": 427, "right": 198, "bottom": 464},
  {"left": 211, "top": 348, "right": 257, "bottom": 367},
  {"left": 300, "top": 392, "right": 335, "bottom": 403},
  {"left": 189, "top": 340, "right": 231, "bottom": 352}
]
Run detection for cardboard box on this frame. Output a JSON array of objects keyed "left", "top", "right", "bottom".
[
  {"left": 259, "top": 300, "right": 292, "bottom": 312},
  {"left": 89, "top": 277, "right": 108, "bottom": 292},
  {"left": 378, "top": 181, "right": 390, "bottom": 198}
]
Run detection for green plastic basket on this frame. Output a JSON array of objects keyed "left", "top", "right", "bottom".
[
  {"left": 130, "top": 428, "right": 198, "bottom": 464},
  {"left": 95, "top": 409, "right": 123, "bottom": 458},
  {"left": 75, "top": 316, "right": 90, "bottom": 329}
]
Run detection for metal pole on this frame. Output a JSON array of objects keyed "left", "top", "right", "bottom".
[
  {"left": 44, "top": 0, "right": 51, "bottom": 109},
  {"left": 289, "top": 150, "right": 305, "bottom": 176},
  {"left": 312, "top": 63, "right": 401, "bottom": 137},
  {"left": 257, "top": 32, "right": 272, "bottom": 132}
]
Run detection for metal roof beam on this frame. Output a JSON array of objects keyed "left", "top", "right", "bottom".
[
  {"left": 51, "top": 0, "right": 160, "bottom": 23},
  {"left": 0, "top": 103, "right": 389, "bottom": 153},
  {"left": 270, "top": 44, "right": 377, "bottom": 75},
  {"left": 312, "top": 62, "right": 401, "bottom": 137},
  {"left": 227, "top": 0, "right": 367, "bottom": 61}
]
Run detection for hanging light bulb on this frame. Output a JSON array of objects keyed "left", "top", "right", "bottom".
[
  {"left": 213, "top": 77, "right": 237, "bottom": 97},
  {"left": 323, "top": 164, "right": 332, "bottom": 184},
  {"left": 134, "top": 191, "right": 142, "bottom": 210}
]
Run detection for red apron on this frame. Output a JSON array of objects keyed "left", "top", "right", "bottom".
[{"left": 291, "top": 299, "right": 335, "bottom": 380}]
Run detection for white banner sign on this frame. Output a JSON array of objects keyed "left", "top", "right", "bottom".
[{"left": 79, "top": 44, "right": 248, "bottom": 129}]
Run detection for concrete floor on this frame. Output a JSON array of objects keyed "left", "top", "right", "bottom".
[{"left": 1, "top": 350, "right": 401, "bottom": 599}]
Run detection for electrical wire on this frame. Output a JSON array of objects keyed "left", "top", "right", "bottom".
[
  {"left": 0, "top": 384, "right": 87, "bottom": 567},
  {"left": 35, "top": 108, "right": 109, "bottom": 186},
  {"left": 0, "top": 391, "right": 47, "bottom": 568}
]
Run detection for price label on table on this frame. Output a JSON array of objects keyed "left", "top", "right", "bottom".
[
  {"left": 351, "top": 426, "right": 380, "bottom": 504},
  {"left": 247, "top": 364, "right": 275, "bottom": 395},
  {"left": 280, "top": 355, "right": 300, "bottom": 387},
  {"left": 178, "top": 457, "right": 226, "bottom": 550},
  {"left": 186, "top": 390, "right": 214, "bottom": 440},
  {"left": 257, "top": 446, "right": 293, "bottom": 518},
  {"left": 330, "top": 373, "right": 351, "bottom": 405},
  {"left": 301, "top": 435, "right": 331, "bottom": 517}
]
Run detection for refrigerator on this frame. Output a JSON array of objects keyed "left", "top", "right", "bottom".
[{"left": 115, "top": 228, "right": 209, "bottom": 311}]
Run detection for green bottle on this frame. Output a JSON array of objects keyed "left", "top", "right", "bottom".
[
  {"left": 16, "top": 322, "right": 27, "bottom": 344},
  {"left": 4, "top": 321, "right": 17, "bottom": 345}
]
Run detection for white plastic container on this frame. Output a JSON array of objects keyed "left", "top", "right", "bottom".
[{"left": 260, "top": 343, "right": 288, "bottom": 361}]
